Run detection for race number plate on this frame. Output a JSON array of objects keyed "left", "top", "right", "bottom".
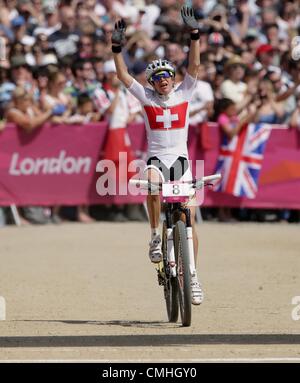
[{"left": 162, "top": 183, "right": 191, "bottom": 197}]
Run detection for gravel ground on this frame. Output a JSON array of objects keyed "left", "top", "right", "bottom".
[{"left": 0, "top": 222, "right": 299, "bottom": 361}]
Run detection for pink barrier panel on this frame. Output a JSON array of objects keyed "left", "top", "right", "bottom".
[
  {"left": 0, "top": 122, "right": 300, "bottom": 208},
  {"left": 188, "top": 123, "right": 300, "bottom": 209},
  {"left": 0, "top": 123, "right": 106, "bottom": 206}
]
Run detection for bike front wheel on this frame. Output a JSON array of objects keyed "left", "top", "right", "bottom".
[{"left": 174, "top": 220, "right": 191, "bottom": 327}]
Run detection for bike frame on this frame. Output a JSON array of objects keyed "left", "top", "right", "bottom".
[{"left": 164, "top": 201, "right": 195, "bottom": 278}]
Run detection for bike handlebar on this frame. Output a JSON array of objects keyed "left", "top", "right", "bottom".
[
  {"left": 201, "top": 174, "right": 222, "bottom": 182},
  {"left": 129, "top": 173, "right": 221, "bottom": 191}
]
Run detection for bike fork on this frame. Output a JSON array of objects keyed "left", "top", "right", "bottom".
[
  {"left": 166, "top": 210, "right": 176, "bottom": 277},
  {"left": 185, "top": 210, "right": 196, "bottom": 277}
]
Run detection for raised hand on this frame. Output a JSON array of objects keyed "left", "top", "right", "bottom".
[
  {"left": 112, "top": 19, "right": 127, "bottom": 46},
  {"left": 181, "top": 5, "right": 199, "bottom": 31}
]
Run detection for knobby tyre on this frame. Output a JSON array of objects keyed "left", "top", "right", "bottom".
[
  {"left": 174, "top": 220, "right": 191, "bottom": 327},
  {"left": 162, "top": 222, "right": 178, "bottom": 322}
]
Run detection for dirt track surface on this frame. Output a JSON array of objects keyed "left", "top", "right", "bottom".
[{"left": 0, "top": 222, "right": 299, "bottom": 362}]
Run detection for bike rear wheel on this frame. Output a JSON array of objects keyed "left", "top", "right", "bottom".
[
  {"left": 162, "top": 222, "right": 178, "bottom": 323},
  {"left": 174, "top": 220, "right": 191, "bottom": 327}
]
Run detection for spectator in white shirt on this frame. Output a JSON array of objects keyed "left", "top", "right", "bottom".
[{"left": 220, "top": 55, "right": 253, "bottom": 113}]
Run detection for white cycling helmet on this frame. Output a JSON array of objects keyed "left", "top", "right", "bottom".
[{"left": 145, "top": 59, "right": 176, "bottom": 83}]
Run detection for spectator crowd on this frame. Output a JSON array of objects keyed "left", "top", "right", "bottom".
[{"left": 0, "top": 0, "right": 300, "bottom": 226}]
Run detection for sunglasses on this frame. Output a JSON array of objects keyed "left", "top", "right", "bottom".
[{"left": 151, "top": 71, "right": 172, "bottom": 82}]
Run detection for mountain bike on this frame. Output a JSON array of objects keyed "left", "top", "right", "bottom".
[{"left": 130, "top": 173, "right": 221, "bottom": 327}]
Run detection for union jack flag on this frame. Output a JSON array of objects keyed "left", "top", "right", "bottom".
[{"left": 213, "top": 123, "right": 271, "bottom": 198}]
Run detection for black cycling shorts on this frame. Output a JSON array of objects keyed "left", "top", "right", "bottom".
[{"left": 146, "top": 156, "right": 189, "bottom": 182}]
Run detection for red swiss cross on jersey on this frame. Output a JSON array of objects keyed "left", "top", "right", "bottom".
[{"left": 144, "top": 102, "right": 188, "bottom": 130}]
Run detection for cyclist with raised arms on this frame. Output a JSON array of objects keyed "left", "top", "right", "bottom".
[{"left": 112, "top": 6, "right": 203, "bottom": 305}]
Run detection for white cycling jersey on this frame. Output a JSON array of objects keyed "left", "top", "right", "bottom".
[{"left": 127, "top": 72, "right": 198, "bottom": 168}]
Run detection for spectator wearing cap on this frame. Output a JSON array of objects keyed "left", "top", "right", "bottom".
[
  {"left": 256, "top": 44, "right": 278, "bottom": 69},
  {"left": 220, "top": 55, "right": 253, "bottom": 112},
  {"left": 11, "top": 15, "right": 36, "bottom": 47},
  {"left": 48, "top": 6, "right": 80, "bottom": 58}
]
